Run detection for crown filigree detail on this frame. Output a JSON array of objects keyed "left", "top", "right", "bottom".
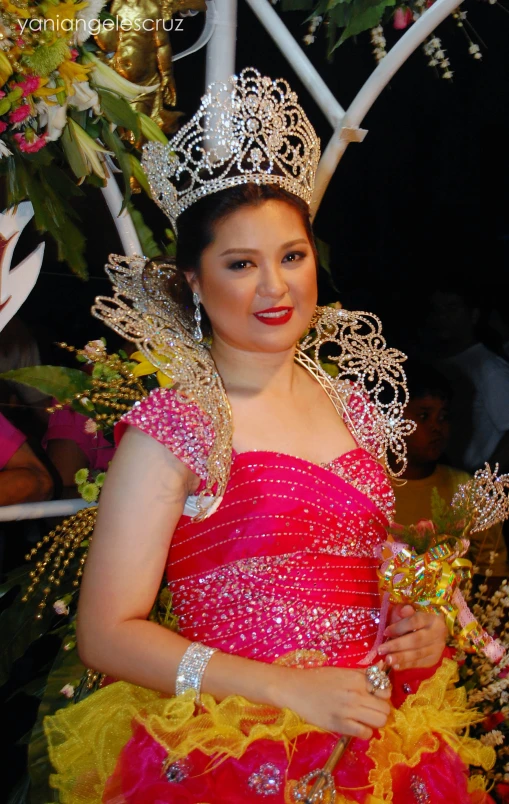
[{"left": 141, "top": 67, "right": 320, "bottom": 230}]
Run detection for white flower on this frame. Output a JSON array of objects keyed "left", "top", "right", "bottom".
[
  {"left": 469, "top": 44, "right": 480, "bottom": 55},
  {"left": 84, "top": 418, "right": 98, "bottom": 435},
  {"left": 69, "top": 80, "right": 101, "bottom": 114},
  {"left": 75, "top": 0, "right": 107, "bottom": 44},
  {"left": 82, "top": 51, "right": 157, "bottom": 101},
  {"left": 481, "top": 729, "right": 505, "bottom": 746},
  {"left": 36, "top": 100, "right": 68, "bottom": 142},
  {"left": 60, "top": 684, "right": 75, "bottom": 698},
  {"left": 84, "top": 339, "right": 106, "bottom": 356},
  {"left": 53, "top": 599, "right": 69, "bottom": 615},
  {"left": 0, "top": 140, "right": 12, "bottom": 159},
  {"left": 303, "top": 34, "right": 315, "bottom": 45}
]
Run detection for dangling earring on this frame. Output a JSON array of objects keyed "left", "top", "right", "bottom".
[{"left": 193, "top": 292, "right": 203, "bottom": 342}]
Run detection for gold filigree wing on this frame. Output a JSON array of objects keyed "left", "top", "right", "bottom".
[
  {"left": 92, "top": 254, "right": 232, "bottom": 518},
  {"left": 298, "top": 307, "right": 416, "bottom": 476}
]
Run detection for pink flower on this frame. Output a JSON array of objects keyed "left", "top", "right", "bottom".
[
  {"left": 9, "top": 103, "right": 31, "bottom": 123},
  {"left": 13, "top": 130, "right": 47, "bottom": 153},
  {"left": 393, "top": 7, "right": 413, "bottom": 28},
  {"left": 414, "top": 519, "right": 436, "bottom": 537},
  {"left": 53, "top": 599, "right": 70, "bottom": 616},
  {"left": 13, "top": 76, "right": 40, "bottom": 97},
  {"left": 84, "top": 418, "right": 98, "bottom": 435},
  {"left": 0, "top": 90, "right": 5, "bottom": 98},
  {"left": 69, "top": 48, "right": 79, "bottom": 61},
  {"left": 0, "top": 121, "right": 7, "bottom": 134},
  {"left": 60, "top": 684, "right": 75, "bottom": 699},
  {"left": 83, "top": 339, "right": 106, "bottom": 357},
  {"left": 15, "top": 36, "right": 24, "bottom": 47}
]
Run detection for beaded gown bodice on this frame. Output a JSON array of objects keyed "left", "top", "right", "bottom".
[{"left": 117, "top": 386, "right": 395, "bottom": 669}]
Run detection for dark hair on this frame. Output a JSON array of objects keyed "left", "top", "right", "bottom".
[
  {"left": 405, "top": 361, "right": 452, "bottom": 402},
  {"left": 171, "top": 183, "right": 318, "bottom": 331}
]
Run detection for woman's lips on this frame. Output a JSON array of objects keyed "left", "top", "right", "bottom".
[{"left": 254, "top": 307, "right": 294, "bottom": 326}]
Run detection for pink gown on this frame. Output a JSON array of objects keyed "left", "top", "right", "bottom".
[{"left": 44, "top": 387, "right": 495, "bottom": 804}]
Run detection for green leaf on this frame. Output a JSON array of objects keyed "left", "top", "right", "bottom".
[
  {"left": 2, "top": 149, "right": 88, "bottom": 277},
  {"left": 0, "top": 366, "right": 92, "bottom": 401},
  {"left": 281, "top": 0, "right": 313, "bottom": 9},
  {"left": 97, "top": 88, "right": 140, "bottom": 139},
  {"left": 316, "top": 237, "right": 340, "bottom": 294},
  {"left": 127, "top": 153, "right": 150, "bottom": 196},
  {"left": 126, "top": 201, "right": 162, "bottom": 259},
  {"left": 335, "top": 0, "right": 396, "bottom": 45}
]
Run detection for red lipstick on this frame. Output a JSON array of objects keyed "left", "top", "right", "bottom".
[{"left": 253, "top": 306, "right": 294, "bottom": 326}]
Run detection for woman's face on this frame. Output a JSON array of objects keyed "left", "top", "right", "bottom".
[{"left": 186, "top": 199, "right": 318, "bottom": 353}]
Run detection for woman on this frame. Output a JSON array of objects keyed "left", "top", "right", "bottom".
[{"left": 44, "top": 69, "right": 494, "bottom": 803}]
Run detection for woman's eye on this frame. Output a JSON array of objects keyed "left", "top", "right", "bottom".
[
  {"left": 228, "top": 260, "right": 251, "bottom": 271},
  {"left": 283, "top": 251, "right": 305, "bottom": 263}
]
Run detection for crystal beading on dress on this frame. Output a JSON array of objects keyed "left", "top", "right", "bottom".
[
  {"left": 141, "top": 67, "right": 320, "bottom": 233},
  {"left": 118, "top": 389, "right": 395, "bottom": 667}
]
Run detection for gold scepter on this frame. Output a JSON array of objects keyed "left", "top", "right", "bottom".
[
  {"left": 291, "top": 464, "right": 509, "bottom": 804},
  {"left": 292, "top": 664, "right": 391, "bottom": 804}
]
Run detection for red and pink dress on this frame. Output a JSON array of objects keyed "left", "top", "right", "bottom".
[{"left": 44, "top": 387, "right": 495, "bottom": 804}]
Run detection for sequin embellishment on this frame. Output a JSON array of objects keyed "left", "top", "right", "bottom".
[
  {"left": 248, "top": 763, "right": 282, "bottom": 796},
  {"left": 410, "top": 774, "right": 431, "bottom": 803},
  {"left": 163, "top": 757, "right": 192, "bottom": 783}
]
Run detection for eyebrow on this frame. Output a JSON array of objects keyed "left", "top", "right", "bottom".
[{"left": 219, "top": 238, "right": 309, "bottom": 257}]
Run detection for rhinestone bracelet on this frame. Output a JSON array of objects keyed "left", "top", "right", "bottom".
[{"left": 175, "top": 642, "right": 218, "bottom": 703}]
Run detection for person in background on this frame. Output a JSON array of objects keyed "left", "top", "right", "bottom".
[
  {"left": 43, "top": 407, "right": 115, "bottom": 498},
  {"left": 393, "top": 362, "right": 509, "bottom": 584},
  {"left": 424, "top": 289, "right": 509, "bottom": 475},
  {"left": 0, "top": 411, "right": 53, "bottom": 506},
  {"left": 0, "top": 317, "right": 51, "bottom": 435}
]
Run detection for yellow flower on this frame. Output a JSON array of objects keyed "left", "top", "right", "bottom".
[
  {"left": 57, "top": 58, "right": 93, "bottom": 92},
  {"left": 43, "top": 1, "right": 89, "bottom": 36},
  {"left": 130, "top": 351, "right": 173, "bottom": 388},
  {"left": 0, "top": 50, "right": 12, "bottom": 85},
  {"left": 1, "top": 0, "right": 30, "bottom": 18}
]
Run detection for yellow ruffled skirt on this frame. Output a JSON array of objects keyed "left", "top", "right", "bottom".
[{"left": 44, "top": 659, "right": 495, "bottom": 803}]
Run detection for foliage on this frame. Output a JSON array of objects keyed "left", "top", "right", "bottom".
[{"left": 0, "top": 0, "right": 169, "bottom": 275}]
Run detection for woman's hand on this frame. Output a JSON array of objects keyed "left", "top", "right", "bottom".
[
  {"left": 378, "top": 604, "right": 447, "bottom": 670},
  {"left": 277, "top": 665, "right": 391, "bottom": 740}
]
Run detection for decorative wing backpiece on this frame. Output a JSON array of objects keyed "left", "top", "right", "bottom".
[
  {"left": 296, "top": 307, "right": 416, "bottom": 476},
  {"left": 92, "top": 254, "right": 233, "bottom": 519}
]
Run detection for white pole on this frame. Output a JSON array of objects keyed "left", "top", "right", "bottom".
[
  {"left": 311, "top": 0, "right": 464, "bottom": 217},
  {"left": 244, "top": 0, "right": 345, "bottom": 129},
  {"left": 0, "top": 498, "right": 95, "bottom": 522},
  {"left": 205, "top": 0, "right": 237, "bottom": 86},
  {"left": 101, "top": 175, "right": 142, "bottom": 256}
]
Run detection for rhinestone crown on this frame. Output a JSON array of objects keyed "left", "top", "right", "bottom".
[{"left": 141, "top": 67, "right": 321, "bottom": 231}]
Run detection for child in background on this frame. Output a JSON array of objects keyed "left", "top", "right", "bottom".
[{"left": 393, "top": 362, "right": 509, "bottom": 583}]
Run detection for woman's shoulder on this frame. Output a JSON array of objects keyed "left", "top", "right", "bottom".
[{"left": 114, "top": 387, "right": 215, "bottom": 481}]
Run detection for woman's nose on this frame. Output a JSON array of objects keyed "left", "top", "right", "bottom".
[{"left": 257, "top": 264, "right": 288, "bottom": 298}]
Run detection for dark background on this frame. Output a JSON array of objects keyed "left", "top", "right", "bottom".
[{"left": 11, "top": 0, "right": 509, "bottom": 359}]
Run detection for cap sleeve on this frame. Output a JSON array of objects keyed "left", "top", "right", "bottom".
[{"left": 114, "top": 387, "right": 214, "bottom": 481}]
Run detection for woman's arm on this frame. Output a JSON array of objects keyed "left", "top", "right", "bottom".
[{"left": 77, "top": 425, "right": 391, "bottom": 738}]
